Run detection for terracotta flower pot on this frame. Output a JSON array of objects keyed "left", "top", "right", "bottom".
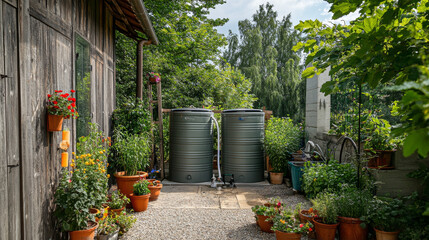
[
  {"left": 147, "top": 180, "right": 163, "bottom": 201},
  {"left": 374, "top": 228, "right": 399, "bottom": 240},
  {"left": 313, "top": 218, "right": 339, "bottom": 240},
  {"left": 130, "top": 193, "right": 150, "bottom": 212},
  {"left": 270, "top": 172, "right": 284, "bottom": 185},
  {"left": 114, "top": 171, "right": 148, "bottom": 198},
  {"left": 69, "top": 221, "right": 98, "bottom": 240},
  {"left": 89, "top": 208, "right": 101, "bottom": 222},
  {"left": 47, "top": 114, "right": 64, "bottom": 132},
  {"left": 256, "top": 215, "right": 274, "bottom": 233},
  {"left": 338, "top": 216, "right": 368, "bottom": 240},
  {"left": 299, "top": 210, "right": 315, "bottom": 223},
  {"left": 109, "top": 206, "right": 125, "bottom": 216},
  {"left": 275, "top": 231, "right": 302, "bottom": 240}
]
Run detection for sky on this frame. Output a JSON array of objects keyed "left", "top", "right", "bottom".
[{"left": 208, "top": 0, "right": 359, "bottom": 36}]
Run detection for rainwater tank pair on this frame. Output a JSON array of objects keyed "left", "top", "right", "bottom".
[{"left": 169, "top": 108, "right": 265, "bottom": 183}]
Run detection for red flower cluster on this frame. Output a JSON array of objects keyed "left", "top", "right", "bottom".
[{"left": 47, "top": 89, "right": 79, "bottom": 119}]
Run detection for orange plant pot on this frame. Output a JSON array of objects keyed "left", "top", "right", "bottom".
[
  {"left": 275, "top": 231, "right": 302, "bottom": 240},
  {"left": 338, "top": 216, "right": 368, "bottom": 240},
  {"left": 130, "top": 193, "right": 150, "bottom": 212},
  {"left": 148, "top": 180, "right": 163, "bottom": 201},
  {"left": 47, "top": 114, "right": 64, "bottom": 132},
  {"left": 270, "top": 172, "right": 284, "bottom": 185},
  {"left": 68, "top": 221, "right": 98, "bottom": 240},
  {"left": 61, "top": 152, "right": 68, "bottom": 167},
  {"left": 114, "top": 171, "right": 148, "bottom": 198},
  {"left": 257, "top": 215, "right": 274, "bottom": 233},
  {"left": 374, "top": 228, "right": 399, "bottom": 240},
  {"left": 313, "top": 218, "right": 339, "bottom": 240}
]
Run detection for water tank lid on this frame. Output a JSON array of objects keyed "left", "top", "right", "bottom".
[
  {"left": 171, "top": 108, "right": 212, "bottom": 112},
  {"left": 223, "top": 109, "right": 263, "bottom": 113}
]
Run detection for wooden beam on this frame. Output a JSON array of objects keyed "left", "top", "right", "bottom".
[
  {"left": 106, "top": 0, "right": 136, "bottom": 38},
  {"left": 136, "top": 40, "right": 143, "bottom": 99}
]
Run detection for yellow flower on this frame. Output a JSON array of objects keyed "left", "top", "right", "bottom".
[
  {"left": 70, "top": 163, "right": 75, "bottom": 167},
  {"left": 88, "top": 154, "right": 92, "bottom": 157},
  {"left": 99, "top": 151, "right": 103, "bottom": 154},
  {"left": 313, "top": 178, "right": 316, "bottom": 182},
  {"left": 107, "top": 174, "right": 110, "bottom": 178},
  {"left": 280, "top": 219, "right": 286, "bottom": 224},
  {"left": 71, "top": 159, "right": 74, "bottom": 163},
  {"left": 70, "top": 171, "right": 73, "bottom": 174},
  {"left": 72, "top": 152, "right": 76, "bottom": 156}
]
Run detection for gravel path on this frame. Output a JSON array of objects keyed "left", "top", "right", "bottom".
[{"left": 121, "top": 184, "right": 310, "bottom": 240}]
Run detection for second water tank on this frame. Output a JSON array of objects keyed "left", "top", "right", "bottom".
[{"left": 222, "top": 109, "right": 265, "bottom": 183}]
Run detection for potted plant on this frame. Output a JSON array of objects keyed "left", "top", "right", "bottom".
[
  {"left": 107, "top": 191, "right": 130, "bottom": 216},
  {"left": 335, "top": 187, "right": 371, "bottom": 240},
  {"left": 112, "top": 129, "right": 151, "bottom": 198},
  {"left": 271, "top": 208, "right": 313, "bottom": 240},
  {"left": 363, "top": 116, "right": 400, "bottom": 169},
  {"left": 112, "top": 211, "right": 136, "bottom": 236},
  {"left": 147, "top": 179, "right": 163, "bottom": 201},
  {"left": 147, "top": 72, "right": 161, "bottom": 83},
  {"left": 130, "top": 179, "right": 151, "bottom": 212},
  {"left": 265, "top": 117, "right": 302, "bottom": 184},
  {"left": 366, "top": 197, "right": 406, "bottom": 240},
  {"left": 97, "top": 216, "right": 119, "bottom": 240},
  {"left": 54, "top": 170, "right": 98, "bottom": 239},
  {"left": 46, "top": 89, "right": 78, "bottom": 131},
  {"left": 311, "top": 192, "right": 339, "bottom": 240},
  {"left": 252, "top": 205, "right": 277, "bottom": 233}
]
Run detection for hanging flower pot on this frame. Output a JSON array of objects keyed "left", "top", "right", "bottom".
[
  {"left": 61, "top": 152, "right": 68, "bottom": 167},
  {"left": 147, "top": 72, "right": 161, "bottom": 83},
  {"left": 47, "top": 114, "right": 64, "bottom": 132}
]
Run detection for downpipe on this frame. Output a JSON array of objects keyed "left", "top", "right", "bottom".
[{"left": 210, "top": 116, "right": 222, "bottom": 187}]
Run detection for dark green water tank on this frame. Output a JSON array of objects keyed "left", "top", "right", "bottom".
[
  {"left": 222, "top": 109, "right": 265, "bottom": 183},
  {"left": 169, "top": 108, "right": 214, "bottom": 183}
]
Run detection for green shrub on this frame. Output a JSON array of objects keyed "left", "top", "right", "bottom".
[
  {"left": 335, "top": 186, "right": 372, "bottom": 219},
  {"left": 311, "top": 192, "right": 338, "bottom": 224},
  {"left": 302, "top": 160, "right": 357, "bottom": 198},
  {"left": 366, "top": 197, "right": 407, "bottom": 232},
  {"left": 112, "top": 98, "right": 151, "bottom": 135},
  {"left": 133, "top": 180, "right": 150, "bottom": 196},
  {"left": 112, "top": 130, "right": 151, "bottom": 176},
  {"left": 265, "top": 117, "right": 302, "bottom": 173}
]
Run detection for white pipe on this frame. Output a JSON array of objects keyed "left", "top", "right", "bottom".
[{"left": 211, "top": 116, "right": 222, "bottom": 181}]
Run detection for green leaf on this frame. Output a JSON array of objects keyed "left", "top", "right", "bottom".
[
  {"left": 302, "top": 67, "right": 316, "bottom": 79},
  {"left": 403, "top": 130, "right": 429, "bottom": 157}
]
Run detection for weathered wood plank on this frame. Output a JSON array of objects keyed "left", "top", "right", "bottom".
[
  {"left": 29, "top": 2, "right": 72, "bottom": 39},
  {"left": 0, "top": 2, "right": 9, "bottom": 239},
  {"left": 4, "top": 3, "right": 21, "bottom": 239},
  {"left": 3, "top": 0, "right": 16, "bottom": 8}
]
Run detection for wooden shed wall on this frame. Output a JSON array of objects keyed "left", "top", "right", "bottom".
[{"left": 14, "top": 0, "right": 116, "bottom": 239}]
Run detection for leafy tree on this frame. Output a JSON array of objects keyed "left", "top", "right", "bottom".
[
  {"left": 224, "top": 3, "right": 303, "bottom": 120},
  {"left": 115, "top": 0, "right": 256, "bottom": 109},
  {"left": 295, "top": 0, "right": 429, "bottom": 157}
]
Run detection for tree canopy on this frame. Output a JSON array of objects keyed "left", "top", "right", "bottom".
[
  {"left": 295, "top": 0, "right": 429, "bottom": 157},
  {"left": 115, "top": 0, "right": 256, "bottom": 110},
  {"left": 223, "top": 3, "right": 304, "bottom": 120}
]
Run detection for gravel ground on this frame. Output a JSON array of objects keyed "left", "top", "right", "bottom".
[{"left": 121, "top": 184, "right": 310, "bottom": 240}]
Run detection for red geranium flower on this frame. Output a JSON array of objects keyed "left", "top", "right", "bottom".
[
  {"left": 309, "top": 228, "right": 313, "bottom": 232},
  {"left": 53, "top": 101, "right": 58, "bottom": 105},
  {"left": 47, "top": 94, "right": 51, "bottom": 98},
  {"left": 67, "top": 105, "right": 71, "bottom": 109},
  {"left": 299, "top": 224, "right": 303, "bottom": 228},
  {"left": 64, "top": 93, "right": 69, "bottom": 97},
  {"left": 72, "top": 98, "right": 76, "bottom": 102},
  {"left": 71, "top": 109, "right": 75, "bottom": 113},
  {"left": 68, "top": 97, "right": 72, "bottom": 101},
  {"left": 71, "top": 90, "right": 75, "bottom": 93},
  {"left": 71, "top": 103, "right": 76, "bottom": 107}
]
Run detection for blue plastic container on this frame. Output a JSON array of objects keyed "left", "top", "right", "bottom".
[{"left": 288, "top": 161, "right": 306, "bottom": 191}]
